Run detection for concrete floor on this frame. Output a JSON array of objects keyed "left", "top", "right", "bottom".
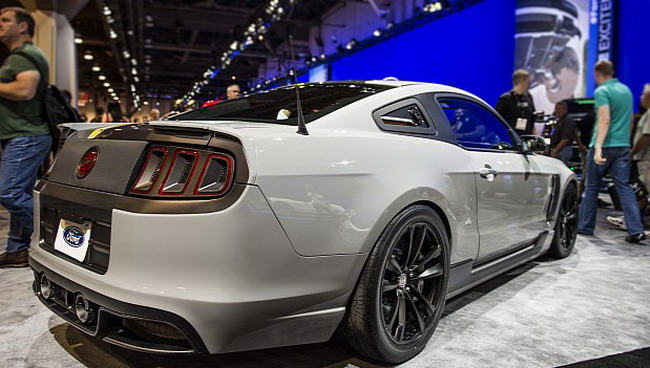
[{"left": 0, "top": 205, "right": 649, "bottom": 368}]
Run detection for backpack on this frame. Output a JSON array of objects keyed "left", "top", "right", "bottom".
[{"left": 15, "top": 51, "right": 82, "bottom": 152}]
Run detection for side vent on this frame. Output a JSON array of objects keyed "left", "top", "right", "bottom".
[{"left": 546, "top": 175, "right": 561, "bottom": 221}]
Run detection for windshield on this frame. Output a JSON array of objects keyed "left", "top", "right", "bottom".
[{"left": 172, "top": 83, "right": 392, "bottom": 125}]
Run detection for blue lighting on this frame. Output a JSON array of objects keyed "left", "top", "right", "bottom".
[{"left": 330, "top": 0, "right": 516, "bottom": 106}]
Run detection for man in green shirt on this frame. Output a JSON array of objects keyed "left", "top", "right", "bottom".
[
  {"left": 578, "top": 61, "right": 645, "bottom": 243},
  {"left": 0, "top": 7, "right": 52, "bottom": 267}
]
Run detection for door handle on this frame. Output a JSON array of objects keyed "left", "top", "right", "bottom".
[{"left": 479, "top": 166, "right": 498, "bottom": 179}]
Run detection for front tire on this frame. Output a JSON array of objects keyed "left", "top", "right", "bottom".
[
  {"left": 549, "top": 184, "right": 578, "bottom": 258},
  {"left": 338, "top": 205, "right": 450, "bottom": 364}
]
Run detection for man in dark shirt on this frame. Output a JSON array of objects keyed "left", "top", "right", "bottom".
[
  {"left": 496, "top": 69, "right": 536, "bottom": 136},
  {"left": 549, "top": 100, "right": 576, "bottom": 165},
  {"left": 0, "top": 7, "right": 51, "bottom": 267}
]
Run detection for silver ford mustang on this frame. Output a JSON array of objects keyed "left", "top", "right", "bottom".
[{"left": 29, "top": 81, "right": 578, "bottom": 364}]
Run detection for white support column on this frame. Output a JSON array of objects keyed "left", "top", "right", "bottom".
[{"left": 20, "top": 0, "right": 87, "bottom": 107}]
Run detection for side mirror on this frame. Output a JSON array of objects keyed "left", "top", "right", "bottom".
[{"left": 520, "top": 135, "right": 548, "bottom": 153}]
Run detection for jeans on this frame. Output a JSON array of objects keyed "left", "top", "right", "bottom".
[
  {"left": 557, "top": 146, "right": 573, "bottom": 167},
  {"left": 578, "top": 147, "right": 644, "bottom": 236},
  {"left": 0, "top": 134, "right": 52, "bottom": 253}
]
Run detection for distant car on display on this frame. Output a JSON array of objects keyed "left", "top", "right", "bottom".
[{"left": 30, "top": 81, "right": 578, "bottom": 364}]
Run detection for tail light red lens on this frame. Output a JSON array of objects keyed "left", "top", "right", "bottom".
[
  {"left": 159, "top": 150, "right": 200, "bottom": 195},
  {"left": 131, "top": 147, "right": 168, "bottom": 194},
  {"left": 129, "top": 146, "right": 235, "bottom": 198},
  {"left": 194, "top": 154, "right": 235, "bottom": 195}
]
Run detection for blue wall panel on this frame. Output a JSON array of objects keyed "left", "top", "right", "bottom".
[
  {"left": 330, "top": 0, "right": 516, "bottom": 106},
  {"left": 616, "top": 0, "right": 650, "bottom": 108}
]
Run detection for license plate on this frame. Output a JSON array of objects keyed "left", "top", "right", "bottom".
[{"left": 54, "top": 219, "right": 92, "bottom": 262}]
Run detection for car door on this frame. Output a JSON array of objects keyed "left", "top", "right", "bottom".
[{"left": 435, "top": 95, "right": 552, "bottom": 264}]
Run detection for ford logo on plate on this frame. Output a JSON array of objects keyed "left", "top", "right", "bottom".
[{"left": 63, "top": 226, "right": 85, "bottom": 248}]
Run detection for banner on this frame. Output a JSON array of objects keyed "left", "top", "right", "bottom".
[
  {"left": 585, "top": 0, "right": 615, "bottom": 93},
  {"left": 514, "top": 0, "right": 591, "bottom": 114}
]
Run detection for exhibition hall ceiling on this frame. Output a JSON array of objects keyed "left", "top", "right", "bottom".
[{"left": 72, "top": 0, "right": 340, "bottom": 102}]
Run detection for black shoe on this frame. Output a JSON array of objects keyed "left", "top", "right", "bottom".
[
  {"left": 625, "top": 233, "right": 647, "bottom": 244},
  {"left": 0, "top": 249, "right": 29, "bottom": 268}
]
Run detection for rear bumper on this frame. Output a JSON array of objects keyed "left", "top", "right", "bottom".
[
  {"left": 30, "top": 258, "right": 206, "bottom": 354},
  {"left": 30, "top": 182, "right": 365, "bottom": 354}
]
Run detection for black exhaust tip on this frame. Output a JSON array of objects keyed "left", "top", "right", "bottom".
[
  {"left": 74, "top": 293, "right": 95, "bottom": 324},
  {"left": 39, "top": 274, "right": 53, "bottom": 300}
]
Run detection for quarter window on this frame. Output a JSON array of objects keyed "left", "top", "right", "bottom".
[
  {"left": 438, "top": 98, "right": 515, "bottom": 151},
  {"left": 379, "top": 104, "right": 429, "bottom": 128},
  {"left": 373, "top": 98, "right": 436, "bottom": 135}
]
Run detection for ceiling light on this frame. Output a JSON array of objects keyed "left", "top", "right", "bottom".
[
  {"left": 109, "top": 29, "right": 117, "bottom": 39},
  {"left": 103, "top": 82, "right": 110, "bottom": 87},
  {"left": 373, "top": 29, "right": 382, "bottom": 37},
  {"left": 103, "top": 6, "right": 112, "bottom": 16},
  {"left": 232, "top": 75, "right": 236, "bottom": 80},
  {"left": 84, "top": 53, "right": 94, "bottom": 61},
  {"left": 144, "top": 101, "right": 149, "bottom": 106},
  {"left": 108, "top": 88, "right": 114, "bottom": 92},
  {"left": 92, "top": 65, "right": 101, "bottom": 72},
  {"left": 74, "top": 37, "right": 83, "bottom": 44},
  {"left": 99, "top": 75, "right": 107, "bottom": 81}
]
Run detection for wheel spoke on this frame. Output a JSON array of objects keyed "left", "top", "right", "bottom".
[
  {"left": 565, "top": 210, "right": 577, "bottom": 221},
  {"left": 395, "top": 293, "right": 407, "bottom": 342},
  {"left": 405, "top": 291, "right": 426, "bottom": 334},
  {"left": 402, "top": 225, "right": 416, "bottom": 269},
  {"left": 418, "top": 245, "right": 441, "bottom": 269},
  {"left": 407, "top": 225, "right": 428, "bottom": 268},
  {"left": 386, "top": 294, "right": 402, "bottom": 333},
  {"left": 383, "top": 280, "right": 399, "bottom": 293},
  {"left": 386, "top": 257, "right": 402, "bottom": 274},
  {"left": 414, "top": 263, "right": 443, "bottom": 280},
  {"left": 409, "top": 286, "right": 436, "bottom": 317}
]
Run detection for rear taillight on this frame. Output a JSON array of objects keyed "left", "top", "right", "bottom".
[
  {"left": 159, "top": 150, "right": 200, "bottom": 195},
  {"left": 194, "top": 154, "right": 234, "bottom": 196},
  {"left": 129, "top": 146, "right": 234, "bottom": 198},
  {"left": 131, "top": 147, "right": 168, "bottom": 194}
]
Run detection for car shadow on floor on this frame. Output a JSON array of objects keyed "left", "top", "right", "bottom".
[
  {"left": 46, "top": 260, "right": 547, "bottom": 368},
  {"left": 48, "top": 321, "right": 385, "bottom": 368}
]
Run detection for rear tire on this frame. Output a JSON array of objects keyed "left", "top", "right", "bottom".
[
  {"left": 548, "top": 184, "right": 578, "bottom": 259},
  {"left": 338, "top": 205, "right": 450, "bottom": 364}
]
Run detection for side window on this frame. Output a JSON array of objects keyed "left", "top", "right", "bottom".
[
  {"left": 438, "top": 97, "right": 515, "bottom": 151},
  {"left": 373, "top": 98, "right": 436, "bottom": 135}
]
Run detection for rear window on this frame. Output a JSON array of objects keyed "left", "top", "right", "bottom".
[{"left": 172, "top": 83, "right": 391, "bottom": 125}]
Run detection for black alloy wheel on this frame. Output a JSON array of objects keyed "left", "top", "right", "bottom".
[
  {"left": 338, "top": 205, "right": 449, "bottom": 364},
  {"left": 549, "top": 184, "right": 579, "bottom": 258}
]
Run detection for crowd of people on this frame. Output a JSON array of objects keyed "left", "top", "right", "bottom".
[
  {"left": 0, "top": 5, "right": 647, "bottom": 268},
  {"left": 496, "top": 63, "right": 650, "bottom": 244}
]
